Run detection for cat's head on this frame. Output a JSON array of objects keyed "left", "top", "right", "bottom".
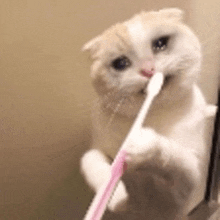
[{"left": 83, "top": 8, "right": 201, "bottom": 117}]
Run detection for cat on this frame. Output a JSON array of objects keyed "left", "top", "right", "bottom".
[{"left": 80, "top": 8, "right": 217, "bottom": 220}]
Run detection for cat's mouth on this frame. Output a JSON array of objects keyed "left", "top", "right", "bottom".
[{"left": 138, "top": 74, "right": 173, "bottom": 95}]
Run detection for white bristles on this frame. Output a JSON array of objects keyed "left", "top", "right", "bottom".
[{"left": 145, "top": 72, "right": 164, "bottom": 96}]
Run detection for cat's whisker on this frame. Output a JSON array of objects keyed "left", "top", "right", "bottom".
[
  {"left": 78, "top": 96, "right": 106, "bottom": 117},
  {"left": 161, "top": 56, "right": 181, "bottom": 72},
  {"left": 105, "top": 96, "right": 126, "bottom": 129},
  {"left": 104, "top": 91, "right": 119, "bottom": 109},
  {"left": 79, "top": 91, "right": 119, "bottom": 117},
  {"left": 101, "top": 95, "right": 110, "bottom": 107},
  {"left": 127, "top": 96, "right": 140, "bottom": 118}
]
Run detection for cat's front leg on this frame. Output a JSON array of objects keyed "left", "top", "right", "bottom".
[
  {"left": 126, "top": 128, "right": 169, "bottom": 167},
  {"left": 80, "top": 148, "right": 128, "bottom": 212},
  {"left": 126, "top": 128, "right": 201, "bottom": 209}
]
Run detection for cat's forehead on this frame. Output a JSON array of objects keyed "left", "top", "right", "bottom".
[
  {"left": 102, "top": 13, "right": 176, "bottom": 57},
  {"left": 98, "top": 23, "right": 132, "bottom": 56},
  {"left": 124, "top": 14, "right": 151, "bottom": 58},
  {"left": 83, "top": 8, "right": 183, "bottom": 58}
]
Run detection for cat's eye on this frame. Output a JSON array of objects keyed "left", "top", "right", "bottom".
[
  {"left": 152, "top": 36, "right": 170, "bottom": 52},
  {"left": 111, "top": 56, "right": 131, "bottom": 71}
]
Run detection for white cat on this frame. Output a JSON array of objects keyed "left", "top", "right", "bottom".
[{"left": 80, "top": 8, "right": 217, "bottom": 220}]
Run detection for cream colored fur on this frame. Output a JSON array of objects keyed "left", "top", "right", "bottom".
[{"left": 81, "top": 8, "right": 217, "bottom": 220}]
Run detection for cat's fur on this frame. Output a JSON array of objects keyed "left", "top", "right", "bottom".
[{"left": 81, "top": 8, "right": 217, "bottom": 220}]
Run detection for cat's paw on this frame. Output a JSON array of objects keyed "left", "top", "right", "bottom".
[
  {"left": 126, "top": 128, "right": 171, "bottom": 169},
  {"left": 127, "top": 128, "right": 156, "bottom": 154},
  {"left": 108, "top": 181, "right": 128, "bottom": 212}
]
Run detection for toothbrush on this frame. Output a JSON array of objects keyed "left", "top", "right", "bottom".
[{"left": 83, "top": 72, "right": 164, "bottom": 220}]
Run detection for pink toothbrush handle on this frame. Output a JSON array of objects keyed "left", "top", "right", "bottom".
[{"left": 84, "top": 150, "right": 127, "bottom": 220}]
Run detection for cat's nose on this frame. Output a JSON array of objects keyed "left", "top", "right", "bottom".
[{"left": 140, "top": 60, "right": 155, "bottom": 78}]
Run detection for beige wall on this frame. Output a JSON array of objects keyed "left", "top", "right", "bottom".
[
  {"left": 189, "top": 0, "right": 220, "bottom": 102},
  {"left": 0, "top": 0, "right": 219, "bottom": 219}
]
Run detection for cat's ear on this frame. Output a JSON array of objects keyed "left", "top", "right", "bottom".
[
  {"left": 159, "top": 8, "right": 184, "bottom": 22},
  {"left": 82, "top": 36, "right": 102, "bottom": 57}
]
